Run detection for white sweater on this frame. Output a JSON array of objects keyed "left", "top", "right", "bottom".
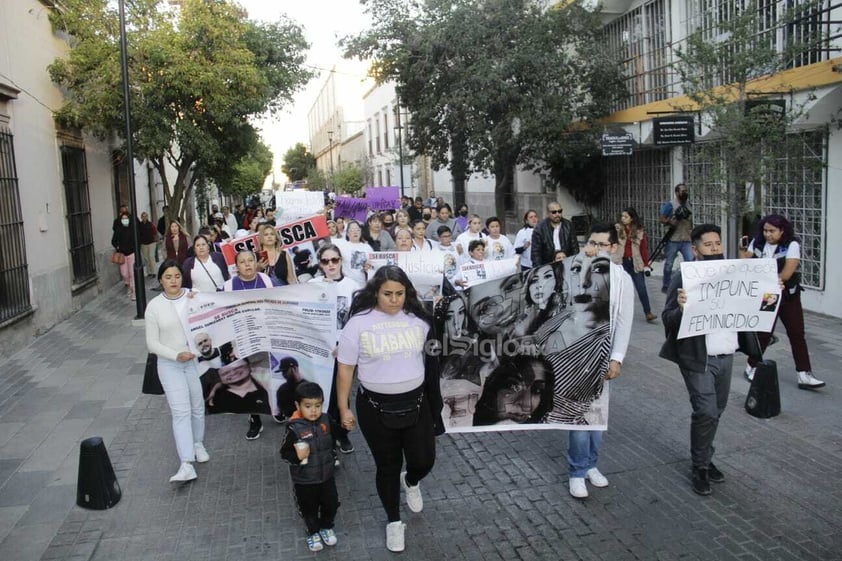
[{"left": 145, "top": 290, "right": 191, "bottom": 361}]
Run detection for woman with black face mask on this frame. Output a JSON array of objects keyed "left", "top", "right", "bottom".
[{"left": 454, "top": 204, "right": 469, "bottom": 232}]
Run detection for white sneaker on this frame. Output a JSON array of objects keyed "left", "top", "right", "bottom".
[
  {"left": 401, "top": 472, "right": 423, "bottom": 513},
  {"left": 797, "top": 371, "right": 825, "bottom": 390},
  {"left": 386, "top": 521, "right": 406, "bottom": 552},
  {"left": 586, "top": 468, "right": 609, "bottom": 488},
  {"left": 169, "top": 462, "right": 197, "bottom": 483},
  {"left": 194, "top": 443, "right": 209, "bottom": 463},
  {"left": 744, "top": 365, "right": 756, "bottom": 382},
  {"left": 568, "top": 477, "right": 588, "bottom": 499}
]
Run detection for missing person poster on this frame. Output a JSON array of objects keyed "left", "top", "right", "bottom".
[
  {"left": 435, "top": 253, "right": 613, "bottom": 433},
  {"left": 219, "top": 214, "right": 329, "bottom": 274},
  {"left": 367, "top": 251, "right": 447, "bottom": 301},
  {"left": 678, "top": 258, "right": 780, "bottom": 339},
  {"left": 458, "top": 257, "right": 520, "bottom": 288},
  {"left": 184, "top": 284, "right": 337, "bottom": 417}
]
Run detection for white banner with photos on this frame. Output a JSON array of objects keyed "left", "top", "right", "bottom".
[{"left": 183, "top": 284, "right": 337, "bottom": 416}]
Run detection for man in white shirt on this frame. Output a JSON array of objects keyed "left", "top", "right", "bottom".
[
  {"left": 221, "top": 206, "right": 239, "bottom": 238},
  {"left": 566, "top": 223, "right": 634, "bottom": 500},
  {"left": 660, "top": 224, "right": 740, "bottom": 497}
]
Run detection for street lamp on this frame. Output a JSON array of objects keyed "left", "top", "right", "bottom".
[
  {"left": 326, "top": 130, "right": 335, "bottom": 191},
  {"left": 393, "top": 101, "right": 405, "bottom": 198},
  {"left": 118, "top": 0, "right": 146, "bottom": 318}
]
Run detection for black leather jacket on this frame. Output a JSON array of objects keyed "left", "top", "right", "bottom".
[{"left": 530, "top": 217, "right": 579, "bottom": 267}]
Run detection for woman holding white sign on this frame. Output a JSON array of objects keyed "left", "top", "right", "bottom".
[
  {"left": 742, "top": 214, "right": 824, "bottom": 390},
  {"left": 310, "top": 243, "right": 363, "bottom": 454},
  {"left": 145, "top": 260, "right": 208, "bottom": 483},
  {"left": 223, "top": 250, "right": 273, "bottom": 440}
]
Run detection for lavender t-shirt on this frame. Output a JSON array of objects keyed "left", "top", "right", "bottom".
[{"left": 337, "top": 309, "right": 429, "bottom": 394}]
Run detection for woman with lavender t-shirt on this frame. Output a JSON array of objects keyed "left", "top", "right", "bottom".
[{"left": 336, "top": 266, "right": 442, "bottom": 553}]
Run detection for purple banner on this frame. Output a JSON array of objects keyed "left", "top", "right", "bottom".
[
  {"left": 334, "top": 197, "right": 368, "bottom": 222},
  {"left": 366, "top": 186, "right": 401, "bottom": 212}
]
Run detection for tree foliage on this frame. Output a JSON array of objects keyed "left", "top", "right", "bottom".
[
  {"left": 343, "top": 0, "right": 624, "bottom": 218},
  {"left": 281, "top": 143, "right": 316, "bottom": 182},
  {"left": 48, "top": 0, "right": 311, "bottom": 225},
  {"left": 334, "top": 165, "right": 366, "bottom": 195}
]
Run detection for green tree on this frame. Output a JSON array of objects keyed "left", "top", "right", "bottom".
[
  {"left": 334, "top": 165, "right": 365, "bottom": 195},
  {"left": 343, "top": 0, "right": 623, "bottom": 218},
  {"left": 673, "top": 0, "right": 824, "bottom": 240},
  {"left": 48, "top": 0, "right": 311, "bottom": 226},
  {"left": 281, "top": 143, "right": 316, "bottom": 182}
]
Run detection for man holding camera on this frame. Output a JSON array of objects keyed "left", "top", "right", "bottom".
[{"left": 659, "top": 183, "right": 694, "bottom": 293}]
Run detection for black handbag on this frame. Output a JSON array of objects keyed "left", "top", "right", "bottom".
[
  {"left": 745, "top": 359, "right": 780, "bottom": 418},
  {"left": 141, "top": 353, "right": 165, "bottom": 395}
]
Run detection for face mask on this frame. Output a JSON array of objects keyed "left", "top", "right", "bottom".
[
  {"left": 700, "top": 253, "right": 724, "bottom": 261},
  {"left": 121, "top": 218, "right": 129, "bottom": 226},
  {"left": 423, "top": 214, "right": 431, "bottom": 220},
  {"left": 459, "top": 210, "right": 468, "bottom": 217}
]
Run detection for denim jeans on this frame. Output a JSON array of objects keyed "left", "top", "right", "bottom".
[
  {"left": 157, "top": 357, "right": 205, "bottom": 462},
  {"left": 662, "top": 241, "right": 694, "bottom": 290},
  {"left": 679, "top": 354, "right": 733, "bottom": 469},
  {"left": 622, "top": 258, "right": 651, "bottom": 315},
  {"left": 567, "top": 430, "right": 603, "bottom": 478}
]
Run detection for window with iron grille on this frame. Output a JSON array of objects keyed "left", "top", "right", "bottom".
[
  {"left": 60, "top": 145, "right": 97, "bottom": 284},
  {"left": 604, "top": 0, "right": 676, "bottom": 112},
  {"left": 0, "top": 127, "right": 31, "bottom": 323},
  {"left": 682, "top": 130, "right": 826, "bottom": 288},
  {"left": 598, "top": 148, "right": 673, "bottom": 237}
]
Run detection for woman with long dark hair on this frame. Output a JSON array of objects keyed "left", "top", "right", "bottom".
[
  {"left": 615, "top": 207, "right": 656, "bottom": 322},
  {"left": 145, "top": 260, "right": 208, "bottom": 483},
  {"left": 336, "top": 266, "right": 443, "bottom": 553},
  {"left": 742, "top": 214, "right": 824, "bottom": 389}
]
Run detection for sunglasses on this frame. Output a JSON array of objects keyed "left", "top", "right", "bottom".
[
  {"left": 549, "top": 209, "right": 563, "bottom": 214},
  {"left": 320, "top": 257, "right": 341, "bottom": 265}
]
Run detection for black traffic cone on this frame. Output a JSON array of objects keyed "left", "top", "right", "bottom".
[{"left": 76, "top": 437, "right": 121, "bottom": 509}]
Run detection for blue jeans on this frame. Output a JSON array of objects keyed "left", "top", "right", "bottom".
[
  {"left": 567, "top": 430, "right": 603, "bottom": 478},
  {"left": 662, "top": 241, "right": 694, "bottom": 290},
  {"left": 622, "top": 258, "right": 651, "bottom": 315}
]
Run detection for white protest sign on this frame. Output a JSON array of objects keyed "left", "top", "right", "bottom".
[
  {"left": 678, "top": 258, "right": 780, "bottom": 339},
  {"left": 275, "top": 190, "right": 325, "bottom": 223},
  {"left": 366, "top": 251, "right": 445, "bottom": 301},
  {"left": 458, "top": 257, "right": 520, "bottom": 288}
]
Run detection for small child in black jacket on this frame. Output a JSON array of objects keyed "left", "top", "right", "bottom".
[{"left": 279, "top": 382, "right": 340, "bottom": 552}]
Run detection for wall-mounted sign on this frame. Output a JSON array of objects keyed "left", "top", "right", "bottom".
[
  {"left": 744, "top": 99, "right": 786, "bottom": 118},
  {"left": 653, "top": 116, "right": 695, "bottom": 145},
  {"left": 601, "top": 132, "right": 634, "bottom": 156}
]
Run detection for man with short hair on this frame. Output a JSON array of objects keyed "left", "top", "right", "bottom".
[
  {"left": 265, "top": 208, "right": 277, "bottom": 226},
  {"left": 566, "top": 223, "right": 634, "bottom": 499},
  {"left": 425, "top": 204, "right": 463, "bottom": 241},
  {"left": 194, "top": 333, "right": 222, "bottom": 368},
  {"left": 659, "top": 224, "right": 748, "bottom": 496},
  {"left": 407, "top": 197, "right": 424, "bottom": 222},
  {"left": 530, "top": 202, "right": 579, "bottom": 267},
  {"left": 659, "top": 183, "right": 695, "bottom": 293}
]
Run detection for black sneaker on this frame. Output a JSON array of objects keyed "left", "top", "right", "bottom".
[
  {"left": 337, "top": 434, "right": 354, "bottom": 454},
  {"left": 272, "top": 414, "right": 286, "bottom": 424},
  {"left": 246, "top": 415, "right": 263, "bottom": 440},
  {"left": 692, "top": 468, "right": 712, "bottom": 496},
  {"left": 708, "top": 463, "right": 725, "bottom": 483}
]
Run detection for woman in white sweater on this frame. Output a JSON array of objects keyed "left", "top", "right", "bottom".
[{"left": 145, "top": 259, "right": 208, "bottom": 483}]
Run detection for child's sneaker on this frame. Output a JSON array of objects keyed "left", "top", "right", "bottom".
[
  {"left": 306, "top": 532, "right": 323, "bottom": 552},
  {"left": 319, "top": 528, "right": 337, "bottom": 546}
]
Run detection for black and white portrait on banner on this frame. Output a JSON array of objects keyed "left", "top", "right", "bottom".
[{"left": 434, "top": 253, "right": 613, "bottom": 432}]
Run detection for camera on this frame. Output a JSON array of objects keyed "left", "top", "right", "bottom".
[{"left": 673, "top": 205, "right": 692, "bottom": 220}]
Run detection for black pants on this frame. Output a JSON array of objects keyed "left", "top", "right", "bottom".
[
  {"left": 294, "top": 478, "right": 339, "bottom": 535},
  {"left": 328, "top": 361, "right": 349, "bottom": 443},
  {"left": 680, "top": 354, "right": 733, "bottom": 469},
  {"left": 356, "top": 387, "right": 436, "bottom": 522}
]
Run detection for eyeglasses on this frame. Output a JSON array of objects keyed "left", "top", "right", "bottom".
[
  {"left": 587, "top": 240, "right": 613, "bottom": 249},
  {"left": 320, "top": 257, "right": 341, "bottom": 265},
  {"left": 549, "top": 209, "right": 563, "bottom": 214}
]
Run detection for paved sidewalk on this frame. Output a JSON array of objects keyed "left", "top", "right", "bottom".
[{"left": 0, "top": 279, "right": 841, "bottom": 561}]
